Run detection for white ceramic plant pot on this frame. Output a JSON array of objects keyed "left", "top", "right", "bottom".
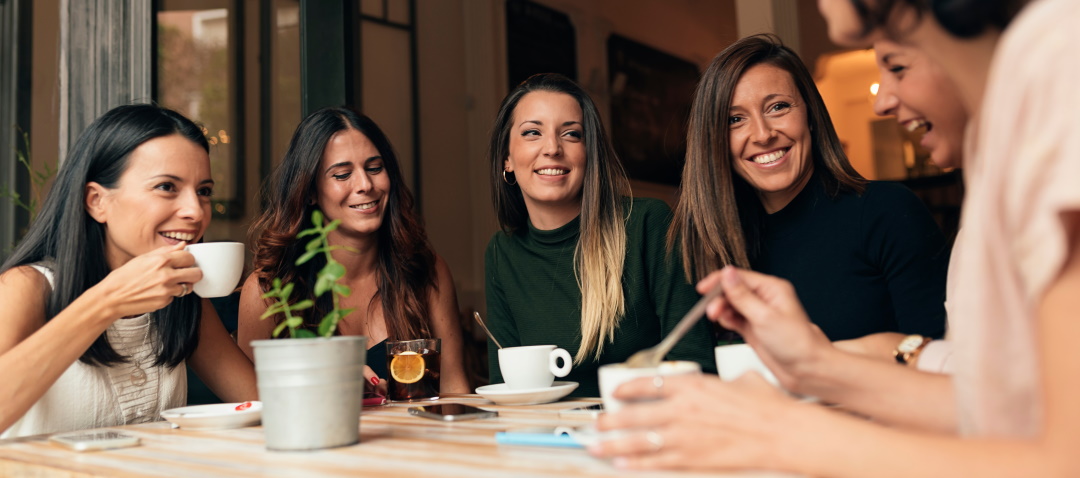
[{"left": 252, "top": 336, "right": 367, "bottom": 451}]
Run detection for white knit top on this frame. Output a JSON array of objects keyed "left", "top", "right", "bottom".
[{"left": 1, "top": 265, "right": 186, "bottom": 438}]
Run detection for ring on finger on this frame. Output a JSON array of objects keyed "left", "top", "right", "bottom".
[
  {"left": 645, "top": 430, "right": 664, "bottom": 453},
  {"left": 178, "top": 283, "right": 189, "bottom": 297}
]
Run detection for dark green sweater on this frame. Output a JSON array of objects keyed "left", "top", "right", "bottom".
[{"left": 485, "top": 198, "right": 716, "bottom": 397}]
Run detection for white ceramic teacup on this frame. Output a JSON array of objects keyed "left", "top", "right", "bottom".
[
  {"left": 185, "top": 242, "right": 244, "bottom": 298},
  {"left": 597, "top": 361, "right": 701, "bottom": 413},
  {"left": 714, "top": 343, "right": 780, "bottom": 386},
  {"left": 498, "top": 345, "right": 572, "bottom": 390}
]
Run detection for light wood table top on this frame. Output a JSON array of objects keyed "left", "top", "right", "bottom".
[{"left": 0, "top": 394, "right": 794, "bottom": 477}]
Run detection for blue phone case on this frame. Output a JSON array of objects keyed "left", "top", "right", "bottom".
[{"left": 495, "top": 428, "right": 582, "bottom": 448}]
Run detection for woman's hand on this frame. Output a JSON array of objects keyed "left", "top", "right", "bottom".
[
  {"left": 698, "top": 266, "right": 833, "bottom": 392},
  {"left": 92, "top": 242, "right": 203, "bottom": 318},
  {"left": 588, "top": 373, "right": 806, "bottom": 472},
  {"left": 363, "top": 366, "right": 387, "bottom": 396}
]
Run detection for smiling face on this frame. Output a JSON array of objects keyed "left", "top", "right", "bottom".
[
  {"left": 504, "top": 90, "right": 588, "bottom": 229},
  {"left": 873, "top": 40, "right": 967, "bottom": 169},
  {"left": 85, "top": 134, "right": 213, "bottom": 270},
  {"left": 315, "top": 128, "right": 391, "bottom": 243},
  {"left": 728, "top": 63, "right": 815, "bottom": 214}
]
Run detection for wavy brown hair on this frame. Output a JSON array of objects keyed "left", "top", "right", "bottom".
[
  {"left": 669, "top": 34, "right": 866, "bottom": 281},
  {"left": 488, "top": 73, "right": 631, "bottom": 363},
  {"left": 249, "top": 106, "right": 436, "bottom": 340}
]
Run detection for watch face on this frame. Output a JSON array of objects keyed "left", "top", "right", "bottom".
[{"left": 898, "top": 335, "right": 924, "bottom": 353}]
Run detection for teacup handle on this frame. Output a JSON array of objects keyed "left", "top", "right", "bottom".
[{"left": 549, "top": 348, "right": 572, "bottom": 377}]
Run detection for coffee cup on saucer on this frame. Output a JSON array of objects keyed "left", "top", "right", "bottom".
[
  {"left": 185, "top": 242, "right": 244, "bottom": 298},
  {"left": 498, "top": 345, "right": 572, "bottom": 390}
]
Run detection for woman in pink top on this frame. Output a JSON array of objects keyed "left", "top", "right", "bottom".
[{"left": 590, "top": 0, "right": 1080, "bottom": 475}]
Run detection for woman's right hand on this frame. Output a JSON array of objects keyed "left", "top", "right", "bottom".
[
  {"left": 92, "top": 242, "right": 204, "bottom": 319},
  {"left": 697, "top": 266, "right": 833, "bottom": 392}
]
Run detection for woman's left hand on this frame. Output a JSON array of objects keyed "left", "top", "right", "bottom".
[{"left": 588, "top": 373, "right": 804, "bottom": 472}]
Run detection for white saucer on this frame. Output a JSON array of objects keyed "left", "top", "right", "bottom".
[
  {"left": 475, "top": 381, "right": 579, "bottom": 406},
  {"left": 161, "top": 401, "right": 262, "bottom": 430}
]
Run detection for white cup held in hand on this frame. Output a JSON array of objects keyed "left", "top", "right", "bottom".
[
  {"left": 184, "top": 242, "right": 244, "bottom": 298},
  {"left": 598, "top": 361, "right": 701, "bottom": 414},
  {"left": 714, "top": 343, "right": 779, "bottom": 386},
  {"left": 498, "top": 345, "right": 572, "bottom": 390}
]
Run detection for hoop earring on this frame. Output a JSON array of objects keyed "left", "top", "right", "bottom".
[{"left": 502, "top": 170, "right": 517, "bottom": 186}]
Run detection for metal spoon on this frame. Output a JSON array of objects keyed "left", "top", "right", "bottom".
[
  {"left": 624, "top": 285, "right": 724, "bottom": 368},
  {"left": 473, "top": 311, "right": 503, "bottom": 349}
]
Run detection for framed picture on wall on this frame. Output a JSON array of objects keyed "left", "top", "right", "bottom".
[{"left": 607, "top": 34, "right": 699, "bottom": 186}]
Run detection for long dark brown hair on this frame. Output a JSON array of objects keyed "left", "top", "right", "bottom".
[
  {"left": 488, "top": 73, "right": 631, "bottom": 363},
  {"left": 249, "top": 106, "right": 436, "bottom": 340},
  {"left": 669, "top": 34, "right": 866, "bottom": 281},
  {"left": 2, "top": 104, "right": 207, "bottom": 367}
]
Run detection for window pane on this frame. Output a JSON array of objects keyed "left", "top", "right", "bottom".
[
  {"left": 271, "top": 0, "right": 301, "bottom": 170},
  {"left": 361, "top": 22, "right": 414, "bottom": 191},
  {"left": 387, "top": 0, "right": 410, "bottom": 24},
  {"left": 157, "top": 2, "right": 239, "bottom": 216}
]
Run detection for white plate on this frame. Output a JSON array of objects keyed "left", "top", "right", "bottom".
[
  {"left": 160, "top": 402, "right": 262, "bottom": 430},
  {"left": 475, "top": 381, "right": 579, "bottom": 406}
]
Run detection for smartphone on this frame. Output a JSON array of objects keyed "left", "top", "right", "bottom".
[
  {"left": 495, "top": 427, "right": 582, "bottom": 448},
  {"left": 558, "top": 403, "right": 604, "bottom": 418},
  {"left": 408, "top": 404, "right": 497, "bottom": 421},
  {"left": 49, "top": 430, "right": 141, "bottom": 452}
]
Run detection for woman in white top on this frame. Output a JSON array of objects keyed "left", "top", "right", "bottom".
[
  {"left": 590, "top": 0, "right": 1080, "bottom": 475},
  {"left": 0, "top": 104, "right": 257, "bottom": 438}
]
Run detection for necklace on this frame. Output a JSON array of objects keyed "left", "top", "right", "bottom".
[{"left": 129, "top": 320, "right": 152, "bottom": 386}]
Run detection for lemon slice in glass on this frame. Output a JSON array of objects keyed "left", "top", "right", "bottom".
[{"left": 390, "top": 351, "right": 426, "bottom": 384}]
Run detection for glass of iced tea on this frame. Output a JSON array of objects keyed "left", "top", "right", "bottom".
[{"left": 385, "top": 338, "right": 441, "bottom": 402}]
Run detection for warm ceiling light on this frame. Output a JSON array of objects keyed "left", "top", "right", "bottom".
[{"left": 870, "top": 83, "right": 880, "bottom": 95}]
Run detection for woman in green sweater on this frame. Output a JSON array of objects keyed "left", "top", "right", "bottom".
[{"left": 484, "top": 73, "right": 716, "bottom": 397}]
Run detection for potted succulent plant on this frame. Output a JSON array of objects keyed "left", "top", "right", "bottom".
[{"left": 251, "top": 210, "right": 367, "bottom": 451}]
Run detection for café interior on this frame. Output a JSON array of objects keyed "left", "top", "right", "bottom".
[{"left": 0, "top": 1, "right": 969, "bottom": 474}]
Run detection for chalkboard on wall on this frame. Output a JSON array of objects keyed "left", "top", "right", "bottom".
[{"left": 607, "top": 35, "right": 699, "bottom": 186}]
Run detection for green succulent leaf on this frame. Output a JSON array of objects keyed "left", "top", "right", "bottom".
[
  {"left": 296, "top": 250, "right": 319, "bottom": 266},
  {"left": 291, "top": 299, "right": 314, "bottom": 311},
  {"left": 295, "top": 329, "right": 317, "bottom": 339},
  {"left": 332, "top": 283, "right": 351, "bottom": 297},
  {"left": 322, "top": 261, "right": 346, "bottom": 281},
  {"left": 314, "top": 275, "right": 334, "bottom": 297},
  {"left": 272, "top": 320, "right": 289, "bottom": 337}
]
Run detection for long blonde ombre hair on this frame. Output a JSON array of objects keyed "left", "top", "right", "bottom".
[{"left": 489, "top": 73, "right": 632, "bottom": 363}]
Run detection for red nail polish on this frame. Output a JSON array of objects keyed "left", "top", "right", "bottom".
[{"left": 370, "top": 377, "right": 380, "bottom": 386}]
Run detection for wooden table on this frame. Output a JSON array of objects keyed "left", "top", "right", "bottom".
[{"left": 0, "top": 394, "right": 794, "bottom": 477}]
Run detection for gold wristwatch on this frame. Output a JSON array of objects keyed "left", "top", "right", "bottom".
[{"left": 893, "top": 334, "right": 931, "bottom": 366}]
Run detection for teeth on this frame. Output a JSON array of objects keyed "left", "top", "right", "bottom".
[
  {"left": 904, "top": 119, "right": 929, "bottom": 132},
  {"left": 161, "top": 231, "right": 195, "bottom": 241},
  {"left": 752, "top": 149, "right": 786, "bottom": 164},
  {"left": 536, "top": 168, "right": 568, "bottom": 176},
  {"left": 350, "top": 201, "right": 377, "bottom": 210}
]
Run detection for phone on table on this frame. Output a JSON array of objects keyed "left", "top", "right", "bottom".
[
  {"left": 558, "top": 403, "right": 604, "bottom": 418},
  {"left": 49, "top": 430, "right": 141, "bottom": 452},
  {"left": 408, "top": 404, "right": 497, "bottom": 421}
]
